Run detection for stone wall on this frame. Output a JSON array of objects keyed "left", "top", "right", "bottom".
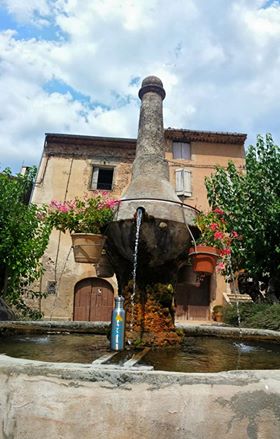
[
  {"left": 0, "top": 355, "right": 279, "bottom": 439},
  {"left": 30, "top": 132, "right": 245, "bottom": 320}
]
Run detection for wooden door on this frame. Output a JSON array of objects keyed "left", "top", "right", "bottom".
[
  {"left": 175, "top": 265, "right": 210, "bottom": 321},
  {"left": 74, "top": 278, "right": 114, "bottom": 321}
]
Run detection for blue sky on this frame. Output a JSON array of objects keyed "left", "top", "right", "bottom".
[{"left": 1, "top": 0, "right": 280, "bottom": 172}]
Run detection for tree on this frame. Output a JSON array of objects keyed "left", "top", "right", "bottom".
[
  {"left": 205, "top": 134, "right": 280, "bottom": 303},
  {"left": 0, "top": 168, "right": 52, "bottom": 317}
]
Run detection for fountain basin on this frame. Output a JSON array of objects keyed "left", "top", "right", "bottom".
[
  {"left": 1, "top": 321, "right": 280, "bottom": 370},
  {"left": 1, "top": 322, "right": 280, "bottom": 438},
  {"left": 1, "top": 332, "right": 280, "bottom": 372},
  {"left": 0, "top": 351, "right": 280, "bottom": 438}
]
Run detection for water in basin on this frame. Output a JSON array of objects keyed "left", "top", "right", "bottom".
[
  {"left": 0, "top": 334, "right": 109, "bottom": 363},
  {"left": 0, "top": 333, "right": 279, "bottom": 372},
  {"left": 141, "top": 337, "right": 280, "bottom": 373}
]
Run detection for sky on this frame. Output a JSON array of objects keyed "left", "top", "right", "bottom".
[{"left": 1, "top": 0, "right": 280, "bottom": 173}]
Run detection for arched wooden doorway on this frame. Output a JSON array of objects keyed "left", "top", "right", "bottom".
[
  {"left": 73, "top": 278, "right": 114, "bottom": 321},
  {"left": 175, "top": 265, "right": 211, "bottom": 321}
]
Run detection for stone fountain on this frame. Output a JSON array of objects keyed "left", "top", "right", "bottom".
[{"left": 106, "top": 76, "right": 198, "bottom": 345}]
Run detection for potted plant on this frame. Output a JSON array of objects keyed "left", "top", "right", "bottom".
[
  {"left": 47, "top": 192, "right": 119, "bottom": 263},
  {"left": 188, "top": 208, "right": 238, "bottom": 275},
  {"left": 212, "top": 305, "right": 224, "bottom": 322}
]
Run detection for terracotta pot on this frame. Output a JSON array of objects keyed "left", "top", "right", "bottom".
[
  {"left": 215, "top": 312, "right": 223, "bottom": 322},
  {"left": 188, "top": 245, "right": 220, "bottom": 275},
  {"left": 71, "top": 233, "right": 106, "bottom": 264}
]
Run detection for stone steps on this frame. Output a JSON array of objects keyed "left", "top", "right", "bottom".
[{"left": 223, "top": 292, "right": 253, "bottom": 304}]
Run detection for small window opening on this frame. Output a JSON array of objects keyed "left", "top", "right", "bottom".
[
  {"left": 47, "top": 281, "right": 57, "bottom": 295},
  {"left": 97, "top": 168, "right": 113, "bottom": 190},
  {"left": 91, "top": 167, "right": 114, "bottom": 190}
]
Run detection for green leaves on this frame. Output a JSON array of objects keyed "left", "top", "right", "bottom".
[
  {"left": 0, "top": 168, "right": 52, "bottom": 316},
  {"left": 205, "top": 134, "right": 280, "bottom": 284}
]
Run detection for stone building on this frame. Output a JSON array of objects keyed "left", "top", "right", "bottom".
[{"left": 31, "top": 129, "right": 245, "bottom": 322}]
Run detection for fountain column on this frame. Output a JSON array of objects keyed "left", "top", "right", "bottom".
[{"left": 106, "top": 76, "right": 198, "bottom": 346}]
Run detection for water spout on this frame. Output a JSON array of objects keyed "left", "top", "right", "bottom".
[{"left": 130, "top": 207, "right": 143, "bottom": 333}]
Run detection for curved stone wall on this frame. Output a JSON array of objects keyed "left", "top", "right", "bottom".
[{"left": 0, "top": 354, "right": 279, "bottom": 439}]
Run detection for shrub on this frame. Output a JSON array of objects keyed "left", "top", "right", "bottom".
[{"left": 223, "top": 303, "right": 280, "bottom": 331}]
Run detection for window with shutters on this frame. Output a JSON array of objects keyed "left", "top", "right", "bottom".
[
  {"left": 175, "top": 169, "right": 192, "bottom": 197},
  {"left": 172, "top": 142, "right": 191, "bottom": 160},
  {"left": 91, "top": 167, "right": 114, "bottom": 190}
]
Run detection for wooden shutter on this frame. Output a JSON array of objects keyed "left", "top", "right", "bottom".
[
  {"left": 176, "top": 169, "right": 192, "bottom": 196},
  {"left": 173, "top": 142, "right": 191, "bottom": 160},
  {"left": 173, "top": 142, "right": 182, "bottom": 159},
  {"left": 183, "top": 169, "right": 192, "bottom": 196},
  {"left": 91, "top": 167, "right": 99, "bottom": 190},
  {"left": 181, "top": 143, "right": 191, "bottom": 160},
  {"left": 175, "top": 168, "right": 184, "bottom": 195}
]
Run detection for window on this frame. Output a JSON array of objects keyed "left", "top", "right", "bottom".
[
  {"left": 175, "top": 169, "right": 192, "bottom": 197},
  {"left": 172, "top": 142, "right": 191, "bottom": 160},
  {"left": 47, "top": 281, "right": 57, "bottom": 295},
  {"left": 91, "top": 167, "right": 114, "bottom": 190}
]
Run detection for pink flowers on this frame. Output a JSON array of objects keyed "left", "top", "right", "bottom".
[
  {"left": 220, "top": 248, "right": 231, "bottom": 256},
  {"left": 210, "top": 223, "right": 219, "bottom": 231},
  {"left": 213, "top": 208, "right": 224, "bottom": 215},
  {"left": 214, "top": 231, "right": 224, "bottom": 240},
  {"left": 47, "top": 193, "right": 119, "bottom": 234},
  {"left": 50, "top": 200, "right": 76, "bottom": 213},
  {"left": 216, "top": 262, "right": 226, "bottom": 272},
  {"left": 99, "top": 199, "right": 120, "bottom": 209}
]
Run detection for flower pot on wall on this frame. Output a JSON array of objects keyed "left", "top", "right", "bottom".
[
  {"left": 71, "top": 233, "right": 106, "bottom": 264},
  {"left": 188, "top": 245, "right": 220, "bottom": 275}
]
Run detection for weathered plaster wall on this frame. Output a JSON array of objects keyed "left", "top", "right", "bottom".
[
  {"left": 32, "top": 152, "right": 127, "bottom": 319},
  {"left": 166, "top": 138, "right": 245, "bottom": 308},
  {"left": 0, "top": 355, "right": 279, "bottom": 439},
  {"left": 31, "top": 133, "right": 245, "bottom": 320},
  {"left": 166, "top": 139, "right": 244, "bottom": 212}
]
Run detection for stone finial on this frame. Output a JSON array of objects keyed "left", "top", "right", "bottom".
[{"left": 138, "top": 75, "right": 166, "bottom": 100}]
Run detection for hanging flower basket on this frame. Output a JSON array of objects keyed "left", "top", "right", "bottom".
[
  {"left": 188, "top": 245, "right": 220, "bottom": 275},
  {"left": 71, "top": 233, "right": 106, "bottom": 264}
]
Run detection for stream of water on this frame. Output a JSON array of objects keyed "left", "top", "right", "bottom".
[{"left": 130, "top": 207, "right": 143, "bottom": 333}]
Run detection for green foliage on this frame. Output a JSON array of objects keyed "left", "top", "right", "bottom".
[
  {"left": 0, "top": 168, "right": 52, "bottom": 317},
  {"left": 223, "top": 303, "right": 280, "bottom": 331},
  {"left": 205, "top": 134, "right": 280, "bottom": 284},
  {"left": 47, "top": 193, "right": 119, "bottom": 234}
]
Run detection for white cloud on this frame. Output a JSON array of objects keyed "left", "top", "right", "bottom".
[
  {"left": 0, "top": 0, "right": 280, "bottom": 171},
  {"left": 0, "top": 0, "right": 52, "bottom": 25}
]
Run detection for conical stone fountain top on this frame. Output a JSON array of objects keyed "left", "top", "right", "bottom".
[
  {"left": 116, "top": 75, "right": 195, "bottom": 224},
  {"left": 106, "top": 75, "right": 197, "bottom": 287},
  {"left": 106, "top": 76, "right": 198, "bottom": 345}
]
